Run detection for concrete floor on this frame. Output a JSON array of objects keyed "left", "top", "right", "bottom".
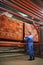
[{"left": 0, "top": 53, "right": 43, "bottom": 65}]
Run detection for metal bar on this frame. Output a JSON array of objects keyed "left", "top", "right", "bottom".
[
  {"left": 0, "top": 41, "right": 26, "bottom": 47},
  {"left": 16, "top": 0, "right": 43, "bottom": 17},
  {"left": 35, "top": 0, "right": 43, "bottom": 7},
  {"left": 11, "top": 0, "right": 43, "bottom": 19},
  {"left": 23, "top": 23, "right": 25, "bottom": 40},
  {"left": 0, "top": 0, "right": 42, "bottom": 21},
  {"left": 0, "top": 7, "right": 36, "bottom": 23},
  {"left": 20, "top": 0, "right": 43, "bottom": 14},
  {"left": 27, "top": 0, "right": 42, "bottom": 11},
  {"left": 1, "top": 7, "right": 43, "bottom": 26}
]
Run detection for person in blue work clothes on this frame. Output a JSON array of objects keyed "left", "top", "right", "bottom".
[{"left": 24, "top": 33, "right": 35, "bottom": 60}]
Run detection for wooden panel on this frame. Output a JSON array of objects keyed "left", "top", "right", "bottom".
[
  {"left": 0, "top": 13, "right": 39, "bottom": 47},
  {"left": 0, "top": 15, "right": 23, "bottom": 40},
  {"left": 25, "top": 23, "right": 39, "bottom": 42}
]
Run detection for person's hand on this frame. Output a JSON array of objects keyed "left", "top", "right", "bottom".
[
  {"left": 24, "top": 38, "right": 25, "bottom": 40},
  {"left": 24, "top": 36, "right": 27, "bottom": 40}
]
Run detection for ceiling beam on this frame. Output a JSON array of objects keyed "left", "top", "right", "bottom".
[
  {"left": 35, "top": 0, "right": 43, "bottom": 7},
  {"left": 1, "top": 7, "right": 43, "bottom": 26},
  {"left": 0, "top": 0, "right": 43, "bottom": 21},
  {"left": 26, "top": 0, "right": 43, "bottom": 11},
  {"left": 12, "top": 0, "right": 43, "bottom": 18},
  {"left": 15, "top": 0, "right": 43, "bottom": 17}
]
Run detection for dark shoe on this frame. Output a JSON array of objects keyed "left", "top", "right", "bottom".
[
  {"left": 28, "top": 56, "right": 32, "bottom": 60},
  {"left": 32, "top": 57, "right": 35, "bottom": 60},
  {"left": 28, "top": 58, "right": 32, "bottom": 61}
]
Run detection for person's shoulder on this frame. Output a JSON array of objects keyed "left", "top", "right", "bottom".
[{"left": 29, "top": 35, "right": 33, "bottom": 38}]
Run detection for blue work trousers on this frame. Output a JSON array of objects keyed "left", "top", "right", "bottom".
[{"left": 28, "top": 43, "right": 34, "bottom": 57}]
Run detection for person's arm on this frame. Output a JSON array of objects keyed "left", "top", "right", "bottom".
[{"left": 24, "top": 36, "right": 28, "bottom": 41}]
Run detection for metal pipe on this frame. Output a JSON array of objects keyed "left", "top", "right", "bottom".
[
  {"left": 35, "top": 0, "right": 43, "bottom": 7},
  {"left": 26, "top": 0, "right": 42, "bottom": 11},
  {"left": 11, "top": 0, "right": 43, "bottom": 19},
  {"left": 17, "top": 0, "right": 43, "bottom": 16},
  {"left": 0, "top": 7, "right": 43, "bottom": 26},
  {"left": 0, "top": 0, "right": 42, "bottom": 21}
]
